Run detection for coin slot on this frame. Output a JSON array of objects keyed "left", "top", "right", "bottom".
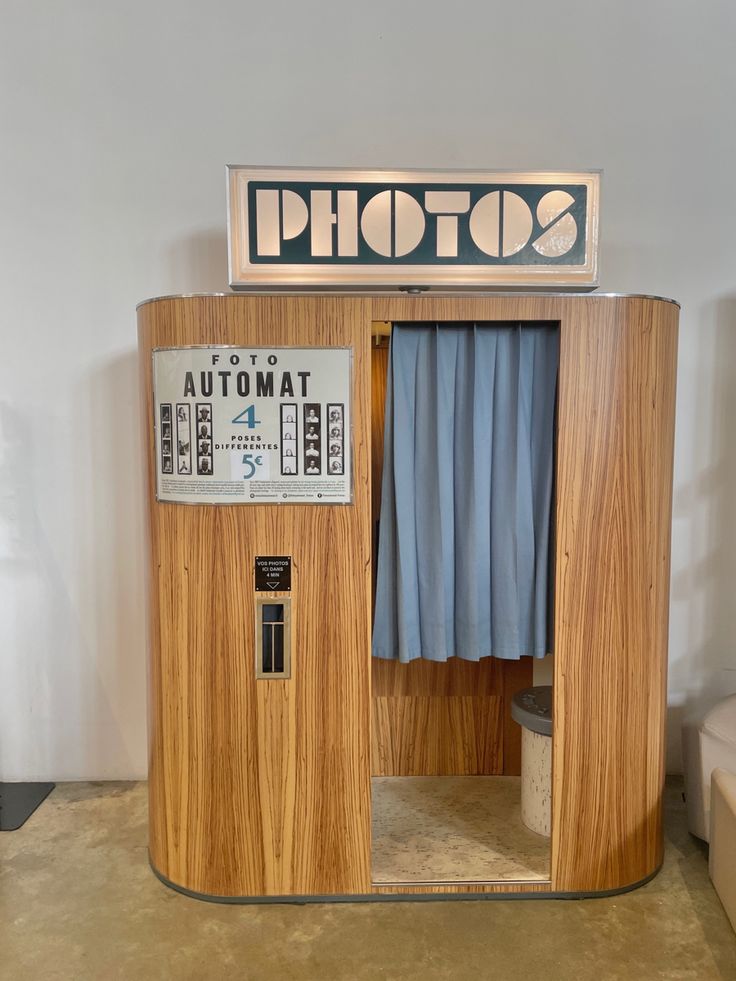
[{"left": 256, "top": 599, "right": 291, "bottom": 679}]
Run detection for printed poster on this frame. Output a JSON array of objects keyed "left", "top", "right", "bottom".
[{"left": 153, "top": 347, "right": 352, "bottom": 504}]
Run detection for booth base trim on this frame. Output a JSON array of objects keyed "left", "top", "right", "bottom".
[{"left": 149, "top": 857, "right": 662, "bottom": 905}]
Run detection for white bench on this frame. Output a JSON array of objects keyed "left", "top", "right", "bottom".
[
  {"left": 682, "top": 694, "right": 736, "bottom": 841},
  {"left": 709, "top": 768, "right": 736, "bottom": 933}
]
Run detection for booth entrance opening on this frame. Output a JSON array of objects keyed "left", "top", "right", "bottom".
[{"left": 368, "top": 320, "right": 555, "bottom": 886}]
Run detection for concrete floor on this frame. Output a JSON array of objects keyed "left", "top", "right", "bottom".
[{"left": 1, "top": 779, "right": 735, "bottom": 981}]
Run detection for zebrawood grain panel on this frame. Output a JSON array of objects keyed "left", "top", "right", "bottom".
[
  {"left": 371, "top": 655, "right": 529, "bottom": 776},
  {"left": 550, "top": 296, "right": 678, "bottom": 893},
  {"left": 372, "top": 695, "right": 503, "bottom": 775},
  {"left": 372, "top": 881, "right": 551, "bottom": 895},
  {"left": 139, "top": 295, "right": 372, "bottom": 897},
  {"left": 372, "top": 655, "right": 503, "bottom": 697},
  {"left": 502, "top": 658, "right": 535, "bottom": 777},
  {"left": 370, "top": 340, "right": 389, "bottom": 588}
]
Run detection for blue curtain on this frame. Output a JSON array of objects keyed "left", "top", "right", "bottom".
[{"left": 372, "top": 322, "right": 559, "bottom": 663}]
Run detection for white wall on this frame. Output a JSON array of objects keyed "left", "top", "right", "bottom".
[{"left": 1, "top": 1, "right": 734, "bottom": 779}]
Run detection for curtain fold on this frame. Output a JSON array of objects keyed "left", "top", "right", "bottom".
[{"left": 372, "top": 322, "right": 559, "bottom": 663}]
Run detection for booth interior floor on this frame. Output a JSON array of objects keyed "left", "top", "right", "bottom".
[
  {"left": 2, "top": 779, "right": 736, "bottom": 981},
  {"left": 371, "top": 775, "right": 549, "bottom": 883}
]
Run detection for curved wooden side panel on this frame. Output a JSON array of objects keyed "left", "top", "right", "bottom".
[
  {"left": 138, "top": 296, "right": 372, "bottom": 897},
  {"left": 551, "top": 297, "right": 678, "bottom": 892}
]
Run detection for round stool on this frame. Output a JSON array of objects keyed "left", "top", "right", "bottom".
[{"left": 511, "top": 685, "right": 552, "bottom": 837}]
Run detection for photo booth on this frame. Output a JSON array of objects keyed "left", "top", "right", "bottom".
[{"left": 138, "top": 291, "right": 678, "bottom": 902}]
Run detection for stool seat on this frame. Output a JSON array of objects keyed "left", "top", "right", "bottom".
[{"left": 511, "top": 685, "right": 553, "bottom": 736}]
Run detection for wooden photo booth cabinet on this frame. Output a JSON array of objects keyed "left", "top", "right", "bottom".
[{"left": 138, "top": 292, "right": 678, "bottom": 902}]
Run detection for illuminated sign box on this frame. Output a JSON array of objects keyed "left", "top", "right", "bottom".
[{"left": 227, "top": 167, "right": 600, "bottom": 292}]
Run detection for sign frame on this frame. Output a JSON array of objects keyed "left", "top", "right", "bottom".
[
  {"left": 254, "top": 555, "right": 292, "bottom": 592},
  {"left": 227, "top": 166, "right": 600, "bottom": 292},
  {"left": 151, "top": 344, "right": 354, "bottom": 506}
]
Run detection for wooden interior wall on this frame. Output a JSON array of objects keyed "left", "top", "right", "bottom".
[
  {"left": 369, "top": 333, "right": 531, "bottom": 778},
  {"left": 139, "top": 296, "right": 372, "bottom": 898}
]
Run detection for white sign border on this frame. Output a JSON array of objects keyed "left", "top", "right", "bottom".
[
  {"left": 151, "top": 344, "right": 355, "bottom": 507},
  {"left": 227, "top": 166, "right": 601, "bottom": 291}
]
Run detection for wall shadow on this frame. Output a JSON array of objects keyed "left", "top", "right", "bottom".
[
  {"left": 669, "top": 296, "right": 736, "bottom": 768},
  {"left": 0, "top": 353, "right": 146, "bottom": 779},
  {"left": 163, "top": 229, "right": 231, "bottom": 294}
]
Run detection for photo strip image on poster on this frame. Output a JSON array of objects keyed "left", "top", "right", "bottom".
[{"left": 152, "top": 347, "right": 352, "bottom": 504}]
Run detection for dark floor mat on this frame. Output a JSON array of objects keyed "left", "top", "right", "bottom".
[{"left": 0, "top": 782, "right": 55, "bottom": 831}]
